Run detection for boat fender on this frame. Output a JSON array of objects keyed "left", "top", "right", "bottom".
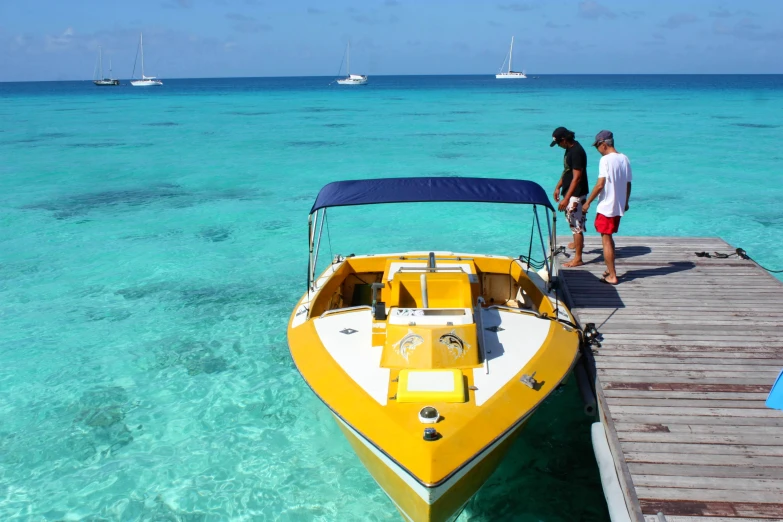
[
  {"left": 418, "top": 406, "right": 440, "bottom": 424},
  {"left": 591, "top": 423, "right": 633, "bottom": 522},
  {"left": 575, "top": 362, "right": 597, "bottom": 416}
]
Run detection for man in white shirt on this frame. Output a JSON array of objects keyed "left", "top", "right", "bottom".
[{"left": 582, "top": 130, "right": 632, "bottom": 285}]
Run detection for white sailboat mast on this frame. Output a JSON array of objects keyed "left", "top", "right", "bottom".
[
  {"left": 347, "top": 42, "right": 350, "bottom": 76},
  {"left": 140, "top": 33, "right": 145, "bottom": 78},
  {"left": 99, "top": 46, "right": 104, "bottom": 78},
  {"left": 509, "top": 37, "right": 514, "bottom": 73}
]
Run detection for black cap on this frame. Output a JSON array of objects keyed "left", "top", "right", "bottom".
[{"left": 550, "top": 127, "right": 572, "bottom": 147}]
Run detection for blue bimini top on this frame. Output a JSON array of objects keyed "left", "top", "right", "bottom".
[{"left": 310, "top": 177, "right": 554, "bottom": 213}]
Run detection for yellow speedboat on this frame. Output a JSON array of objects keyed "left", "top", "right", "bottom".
[{"left": 288, "top": 177, "right": 581, "bottom": 522}]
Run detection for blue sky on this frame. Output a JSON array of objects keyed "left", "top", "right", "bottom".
[{"left": 2, "top": 0, "right": 782, "bottom": 81}]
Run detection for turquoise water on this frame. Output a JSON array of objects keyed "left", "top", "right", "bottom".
[{"left": 1, "top": 75, "right": 782, "bottom": 521}]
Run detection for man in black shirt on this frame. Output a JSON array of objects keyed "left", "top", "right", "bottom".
[{"left": 550, "top": 126, "right": 589, "bottom": 267}]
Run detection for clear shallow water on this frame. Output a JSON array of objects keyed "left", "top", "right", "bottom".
[{"left": 1, "top": 75, "right": 782, "bottom": 521}]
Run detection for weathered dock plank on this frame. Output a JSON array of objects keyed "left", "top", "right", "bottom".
[
  {"left": 605, "top": 391, "right": 771, "bottom": 400},
  {"left": 628, "top": 462, "right": 783, "bottom": 479},
  {"left": 618, "top": 433, "right": 783, "bottom": 446},
  {"left": 557, "top": 236, "right": 783, "bottom": 522},
  {"left": 633, "top": 476, "right": 783, "bottom": 492}
]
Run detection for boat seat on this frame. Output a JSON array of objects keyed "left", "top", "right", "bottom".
[
  {"left": 388, "top": 307, "right": 473, "bottom": 326},
  {"left": 389, "top": 272, "right": 472, "bottom": 309},
  {"left": 385, "top": 261, "right": 475, "bottom": 282}
]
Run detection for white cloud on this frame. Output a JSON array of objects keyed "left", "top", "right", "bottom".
[
  {"left": 578, "top": 1, "right": 615, "bottom": 20},
  {"left": 709, "top": 9, "right": 756, "bottom": 18},
  {"left": 659, "top": 13, "right": 699, "bottom": 29},
  {"left": 714, "top": 18, "right": 783, "bottom": 41},
  {"left": 498, "top": 3, "right": 535, "bottom": 12},
  {"left": 225, "top": 13, "right": 272, "bottom": 33},
  {"left": 45, "top": 27, "right": 77, "bottom": 52},
  {"left": 545, "top": 21, "right": 570, "bottom": 29}
]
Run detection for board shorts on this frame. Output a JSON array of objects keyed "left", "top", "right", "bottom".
[
  {"left": 595, "top": 213, "right": 621, "bottom": 235},
  {"left": 565, "top": 196, "right": 587, "bottom": 234}
]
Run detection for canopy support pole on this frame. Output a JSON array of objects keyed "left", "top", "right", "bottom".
[
  {"left": 312, "top": 209, "right": 326, "bottom": 290},
  {"left": 307, "top": 213, "right": 314, "bottom": 292},
  {"left": 308, "top": 210, "right": 324, "bottom": 292},
  {"left": 533, "top": 206, "right": 550, "bottom": 277},
  {"left": 551, "top": 210, "right": 556, "bottom": 261}
]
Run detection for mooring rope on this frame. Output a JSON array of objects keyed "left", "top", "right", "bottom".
[{"left": 695, "top": 248, "right": 783, "bottom": 274}]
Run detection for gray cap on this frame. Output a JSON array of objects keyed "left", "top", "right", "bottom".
[{"left": 592, "top": 130, "right": 613, "bottom": 146}]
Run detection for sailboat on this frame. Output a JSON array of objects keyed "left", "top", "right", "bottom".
[
  {"left": 288, "top": 177, "right": 581, "bottom": 522},
  {"left": 496, "top": 36, "right": 527, "bottom": 79},
  {"left": 130, "top": 33, "right": 163, "bottom": 87},
  {"left": 93, "top": 46, "right": 119, "bottom": 86},
  {"left": 336, "top": 42, "right": 368, "bottom": 85}
]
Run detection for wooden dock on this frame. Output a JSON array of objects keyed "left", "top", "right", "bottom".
[{"left": 556, "top": 236, "right": 783, "bottom": 522}]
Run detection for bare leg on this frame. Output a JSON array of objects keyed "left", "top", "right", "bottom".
[
  {"left": 562, "top": 233, "right": 584, "bottom": 267},
  {"left": 602, "top": 233, "right": 618, "bottom": 283}
]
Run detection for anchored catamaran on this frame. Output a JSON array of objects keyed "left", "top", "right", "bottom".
[{"left": 288, "top": 177, "right": 581, "bottom": 522}]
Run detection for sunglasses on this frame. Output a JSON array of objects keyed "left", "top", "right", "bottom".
[{"left": 594, "top": 141, "right": 604, "bottom": 149}]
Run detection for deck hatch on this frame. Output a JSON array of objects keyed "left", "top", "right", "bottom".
[{"left": 396, "top": 369, "right": 466, "bottom": 403}]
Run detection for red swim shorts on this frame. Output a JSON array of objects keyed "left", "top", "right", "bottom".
[{"left": 595, "top": 213, "right": 621, "bottom": 234}]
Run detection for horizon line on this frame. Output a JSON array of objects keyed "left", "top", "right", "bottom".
[{"left": 3, "top": 72, "right": 783, "bottom": 84}]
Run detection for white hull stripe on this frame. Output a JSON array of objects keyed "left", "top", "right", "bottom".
[
  {"left": 336, "top": 411, "right": 532, "bottom": 505},
  {"left": 388, "top": 496, "right": 468, "bottom": 522}
]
